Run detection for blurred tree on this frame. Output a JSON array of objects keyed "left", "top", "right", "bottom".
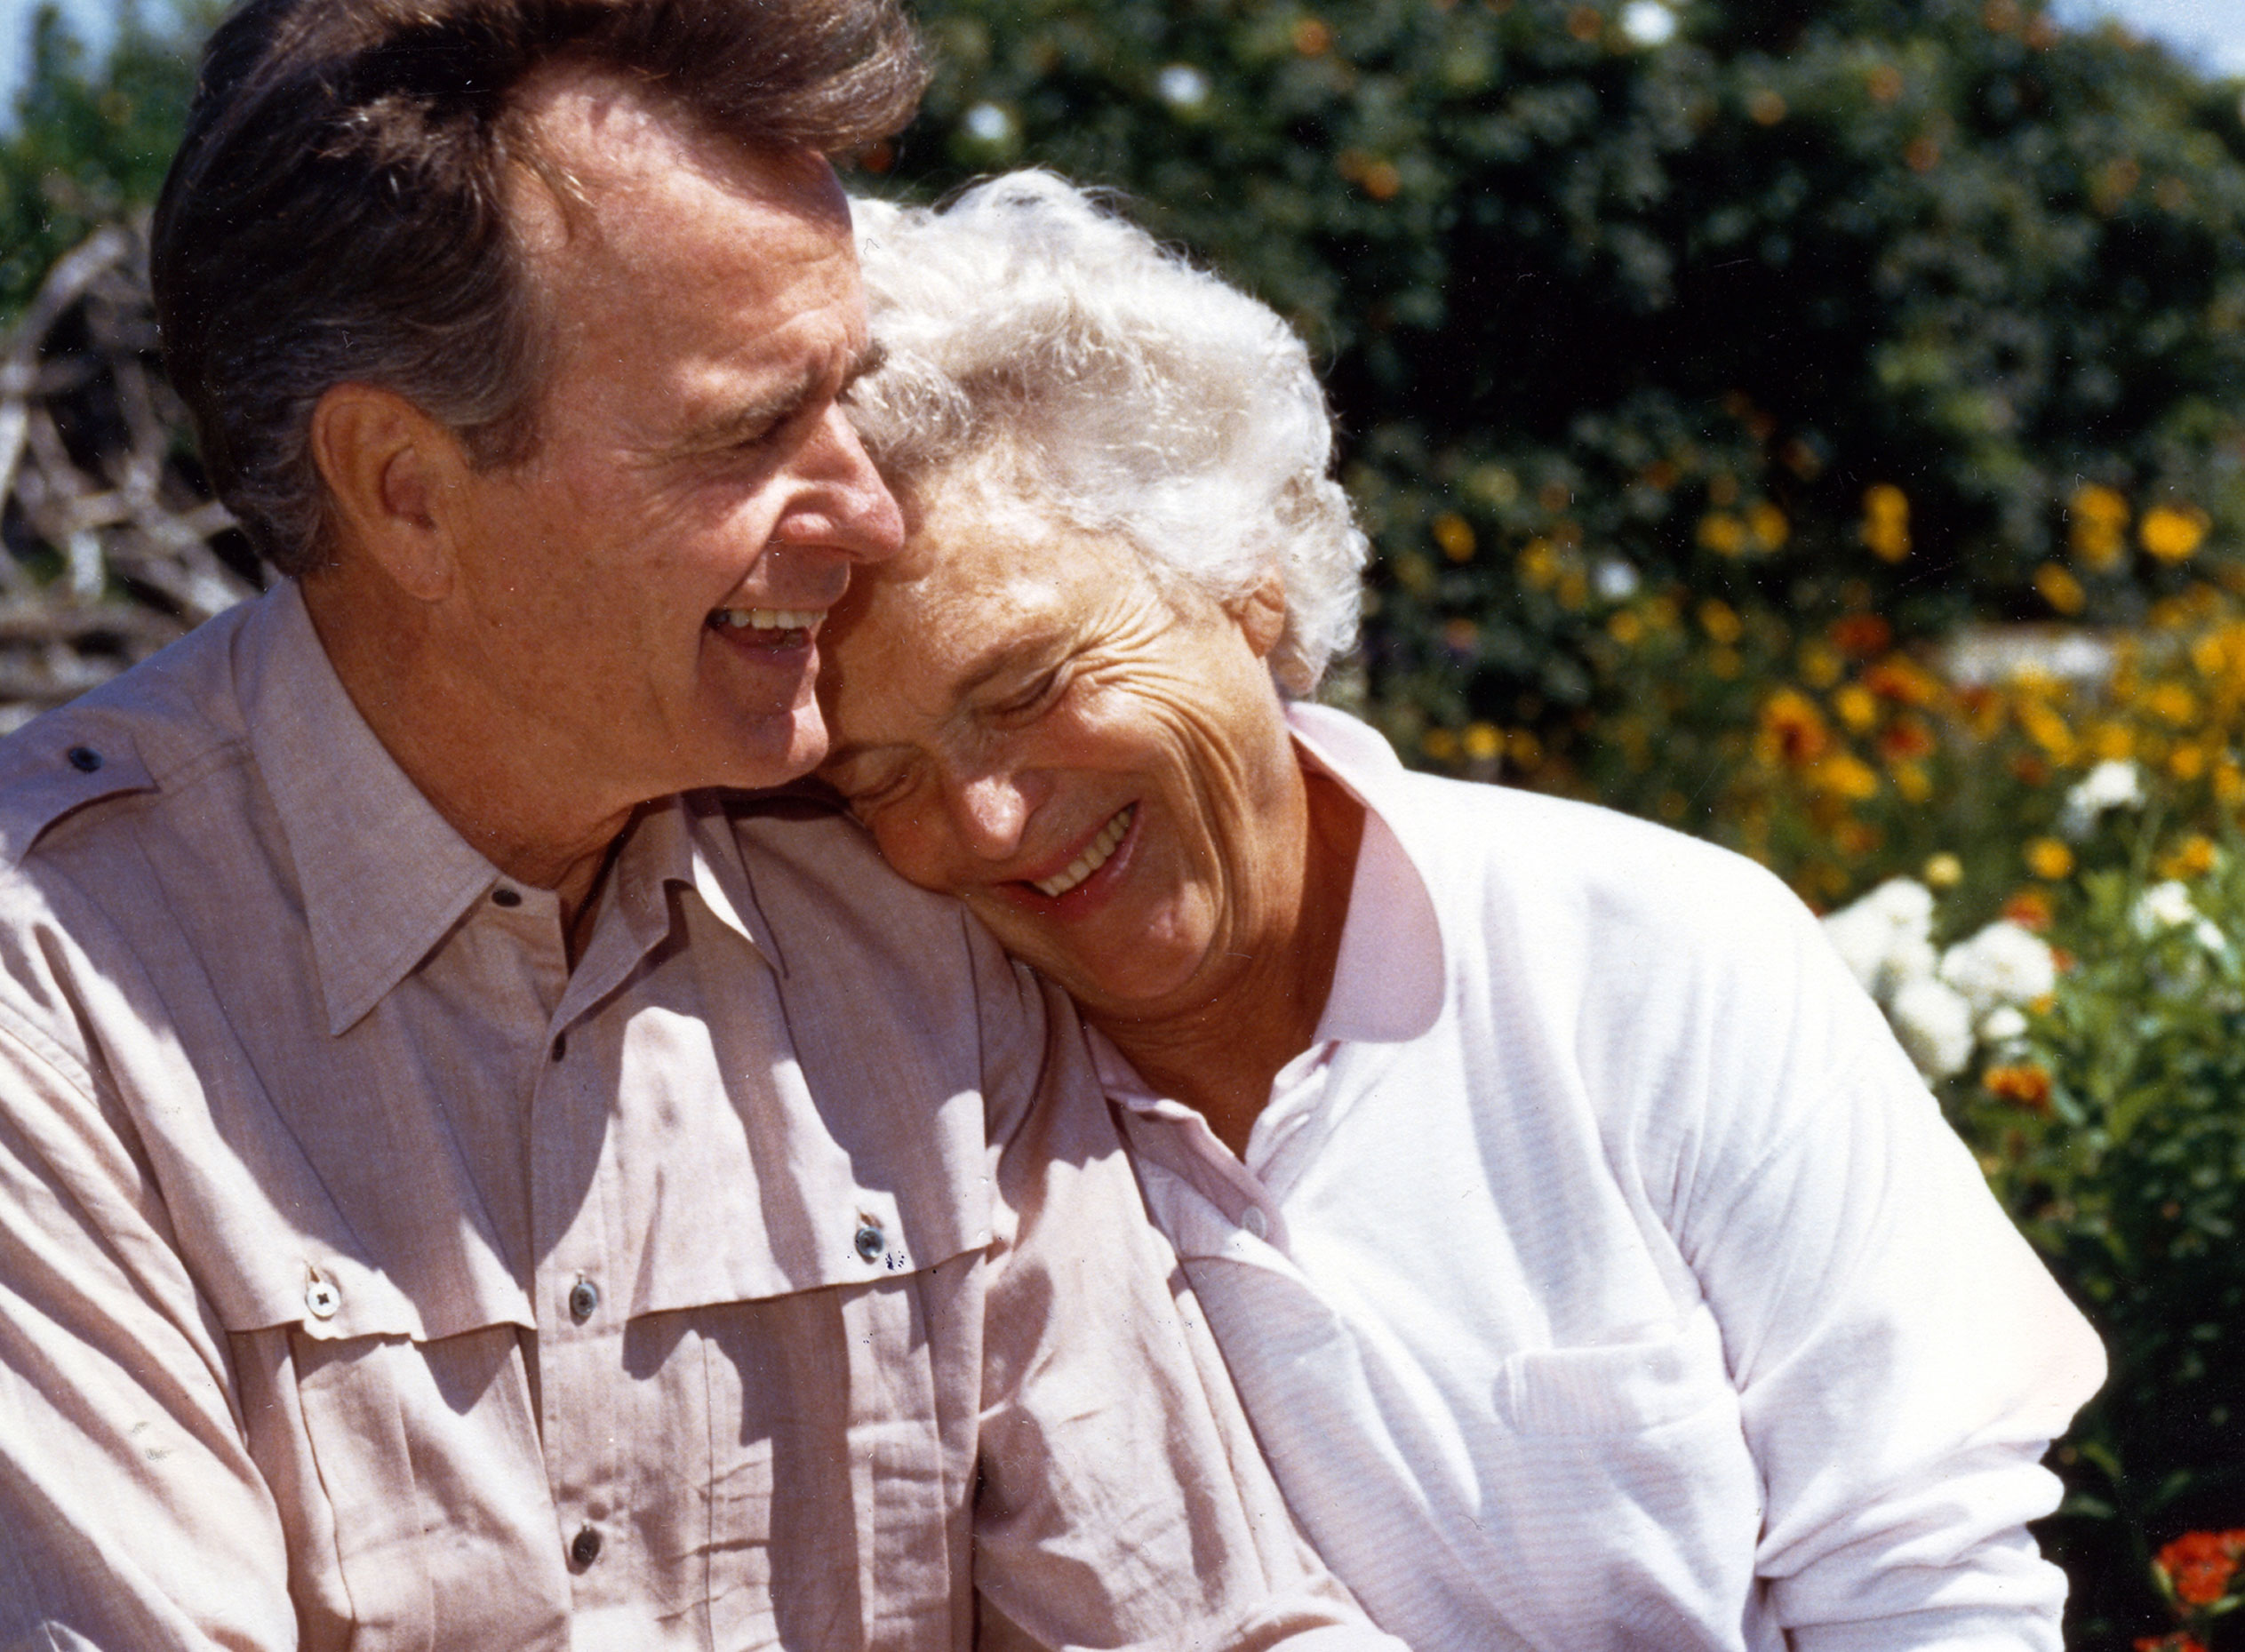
[
  {"left": 875, "top": 0, "right": 2245, "bottom": 794},
  {"left": 0, "top": 1, "right": 209, "bottom": 318}
]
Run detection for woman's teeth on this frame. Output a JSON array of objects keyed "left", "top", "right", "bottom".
[
  {"left": 712, "top": 607, "right": 824, "bottom": 632},
  {"left": 1034, "top": 805, "right": 1135, "bottom": 898}
]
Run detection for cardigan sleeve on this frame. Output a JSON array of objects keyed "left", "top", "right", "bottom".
[{"left": 1664, "top": 903, "right": 2105, "bottom": 1652}]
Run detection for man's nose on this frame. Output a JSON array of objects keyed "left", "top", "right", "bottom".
[{"left": 770, "top": 405, "right": 905, "bottom": 564}]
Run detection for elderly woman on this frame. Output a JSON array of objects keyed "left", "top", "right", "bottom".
[{"left": 819, "top": 173, "right": 2104, "bottom": 1652}]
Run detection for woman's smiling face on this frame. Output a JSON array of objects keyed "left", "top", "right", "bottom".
[{"left": 817, "top": 483, "right": 1307, "bottom": 1022}]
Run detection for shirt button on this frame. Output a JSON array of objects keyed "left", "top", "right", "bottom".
[
  {"left": 491, "top": 887, "right": 523, "bottom": 908},
  {"left": 854, "top": 1221, "right": 884, "bottom": 1264},
  {"left": 66, "top": 746, "right": 102, "bottom": 773},
  {"left": 568, "top": 1278, "right": 600, "bottom": 1322},
  {"left": 1242, "top": 1205, "right": 1271, "bottom": 1240},
  {"left": 305, "top": 1276, "right": 340, "bottom": 1320},
  {"left": 569, "top": 1525, "right": 602, "bottom": 1568}
]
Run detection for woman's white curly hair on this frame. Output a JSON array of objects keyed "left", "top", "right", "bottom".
[{"left": 848, "top": 172, "right": 1367, "bottom": 697}]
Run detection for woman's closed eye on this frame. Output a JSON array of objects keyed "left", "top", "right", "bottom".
[
  {"left": 987, "top": 665, "right": 1067, "bottom": 725},
  {"left": 835, "top": 760, "right": 915, "bottom": 817}
]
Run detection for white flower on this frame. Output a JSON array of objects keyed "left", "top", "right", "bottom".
[
  {"left": 1889, "top": 978, "right": 1977, "bottom": 1081},
  {"left": 2058, "top": 759, "right": 2145, "bottom": 840},
  {"left": 1978, "top": 1004, "right": 2030, "bottom": 1045},
  {"left": 2132, "top": 881, "right": 2227, "bottom": 953},
  {"left": 1823, "top": 878, "right": 1937, "bottom": 1003},
  {"left": 1621, "top": 1, "right": 1677, "bottom": 45},
  {"left": 1156, "top": 64, "right": 1210, "bottom": 108},
  {"left": 1938, "top": 921, "right": 2058, "bottom": 1018}
]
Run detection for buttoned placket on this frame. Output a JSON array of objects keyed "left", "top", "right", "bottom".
[{"left": 522, "top": 870, "right": 650, "bottom": 1601}]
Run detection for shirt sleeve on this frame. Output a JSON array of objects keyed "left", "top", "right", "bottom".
[
  {"left": 0, "top": 1009, "right": 297, "bottom": 1651},
  {"left": 1661, "top": 899, "right": 2105, "bottom": 1652},
  {"left": 968, "top": 938, "right": 1404, "bottom": 1652}
]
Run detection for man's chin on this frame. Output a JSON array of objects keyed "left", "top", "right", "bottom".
[{"left": 709, "top": 705, "right": 829, "bottom": 791}]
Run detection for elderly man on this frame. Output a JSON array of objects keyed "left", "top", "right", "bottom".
[{"left": 0, "top": 3, "right": 1400, "bottom": 1648}]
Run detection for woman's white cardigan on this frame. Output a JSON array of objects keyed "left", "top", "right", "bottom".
[{"left": 1105, "top": 704, "right": 2105, "bottom": 1652}]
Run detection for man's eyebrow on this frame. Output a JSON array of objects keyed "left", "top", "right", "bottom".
[{"left": 661, "top": 339, "right": 888, "bottom": 460}]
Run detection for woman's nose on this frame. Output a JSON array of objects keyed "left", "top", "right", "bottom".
[{"left": 950, "top": 771, "right": 1032, "bottom": 860}]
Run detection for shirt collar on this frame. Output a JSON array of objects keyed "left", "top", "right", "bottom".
[
  {"left": 243, "top": 582, "right": 781, "bottom": 1035},
  {"left": 1286, "top": 702, "right": 1446, "bottom": 1046},
  {"left": 243, "top": 582, "right": 507, "bottom": 1036}
]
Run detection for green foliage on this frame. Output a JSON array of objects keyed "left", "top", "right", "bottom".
[
  {"left": 1945, "top": 843, "right": 2245, "bottom": 1648},
  {"left": 0, "top": 2, "right": 208, "bottom": 319},
  {"left": 881, "top": 0, "right": 2245, "bottom": 770}
]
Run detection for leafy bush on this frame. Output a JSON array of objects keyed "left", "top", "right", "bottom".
[
  {"left": 1828, "top": 772, "right": 2245, "bottom": 1648},
  {"left": 884, "top": 0, "right": 2245, "bottom": 758}
]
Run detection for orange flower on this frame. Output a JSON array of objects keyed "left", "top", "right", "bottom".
[
  {"left": 2001, "top": 889, "right": 2055, "bottom": 931},
  {"left": 1756, "top": 689, "right": 1830, "bottom": 767},
  {"left": 1983, "top": 1064, "right": 2052, "bottom": 1112},
  {"left": 1878, "top": 717, "right": 1937, "bottom": 761},
  {"left": 2154, "top": 1529, "right": 2245, "bottom": 1608},
  {"left": 1863, "top": 653, "right": 1943, "bottom": 707},
  {"left": 1830, "top": 613, "right": 1893, "bottom": 658},
  {"left": 2025, "top": 837, "right": 2074, "bottom": 880}
]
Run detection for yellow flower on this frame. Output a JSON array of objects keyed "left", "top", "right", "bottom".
[
  {"left": 2216, "top": 761, "right": 2245, "bottom": 803},
  {"left": 1607, "top": 610, "right": 1645, "bottom": 646},
  {"left": 1698, "top": 511, "right": 1748, "bottom": 556},
  {"left": 2033, "top": 562, "right": 2086, "bottom": 616},
  {"left": 1798, "top": 642, "right": 1844, "bottom": 689},
  {"left": 1923, "top": 851, "right": 1964, "bottom": 888},
  {"left": 1698, "top": 598, "right": 1745, "bottom": 644},
  {"left": 1517, "top": 539, "right": 1559, "bottom": 589},
  {"left": 2191, "top": 633, "right": 2227, "bottom": 677},
  {"left": 2090, "top": 721, "right": 2135, "bottom": 761},
  {"left": 2025, "top": 837, "right": 2074, "bottom": 880},
  {"left": 1556, "top": 570, "right": 1589, "bottom": 611},
  {"left": 1506, "top": 728, "right": 1545, "bottom": 770},
  {"left": 2158, "top": 834, "right": 2218, "bottom": 881},
  {"left": 1860, "top": 484, "right": 1910, "bottom": 563},
  {"left": 1833, "top": 683, "right": 1880, "bottom": 732},
  {"left": 1463, "top": 722, "right": 1503, "bottom": 762},
  {"left": 2169, "top": 744, "right": 2208, "bottom": 782},
  {"left": 1893, "top": 762, "right": 1934, "bottom": 803},
  {"left": 1808, "top": 752, "right": 1881, "bottom": 801},
  {"left": 1709, "top": 646, "right": 1743, "bottom": 680},
  {"left": 2145, "top": 682, "right": 2198, "bottom": 727},
  {"left": 2141, "top": 504, "right": 2210, "bottom": 563},
  {"left": 1433, "top": 512, "right": 1477, "bottom": 563},
  {"left": 2069, "top": 483, "right": 2129, "bottom": 570},
  {"left": 1421, "top": 728, "right": 1460, "bottom": 762},
  {"left": 1748, "top": 501, "right": 1790, "bottom": 551},
  {"left": 2017, "top": 699, "right": 2075, "bottom": 762}
]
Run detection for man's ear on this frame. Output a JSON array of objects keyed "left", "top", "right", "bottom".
[
  {"left": 1230, "top": 569, "right": 1289, "bottom": 660},
  {"left": 308, "top": 383, "right": 465, "bottom": 603}
]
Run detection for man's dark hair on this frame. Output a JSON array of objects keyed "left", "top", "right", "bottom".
[{"left": 151, "top": 0, "right": 924, "bottom": 576}]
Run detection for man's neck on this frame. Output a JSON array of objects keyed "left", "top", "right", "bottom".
[
  {"left": 298, "top": 570, "right": 634, "bottom": 937},
  {"left": 1096, "top": 769, "right": 1364, "bottom": 1158}
]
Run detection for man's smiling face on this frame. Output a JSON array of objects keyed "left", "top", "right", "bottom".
[{"left": 437, "top": 75, "right": 903, "bottom": 804}]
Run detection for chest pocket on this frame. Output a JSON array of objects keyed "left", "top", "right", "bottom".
[
  {"left": 1479, "top": 1303, "right": 1764, "bottom": 1652},
  {"left": 1493, "top": 1297, "right": 1737, "bottom": 1436},
  {"left": 228, "top": 1320, "right": 566, "bottom": 1652}
]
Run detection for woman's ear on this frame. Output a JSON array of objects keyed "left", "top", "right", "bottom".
[
  {"left": 308, "top": 383, "right": 465, "bottom": 603},
  {"left": 1231, "top": 570, "right": 1289, "bottom": 660}
]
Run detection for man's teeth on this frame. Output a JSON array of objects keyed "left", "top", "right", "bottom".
[
  {"left": 1034, "top": 805, "right": 1135, "bottom": 898},
  {"left": 713, "top": 607, "right": 824, "bottom": 631}
]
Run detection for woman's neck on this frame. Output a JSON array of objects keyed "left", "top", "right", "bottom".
[{"left": 1097, "top": 767, "right": 1365, "bottom": 1157}]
